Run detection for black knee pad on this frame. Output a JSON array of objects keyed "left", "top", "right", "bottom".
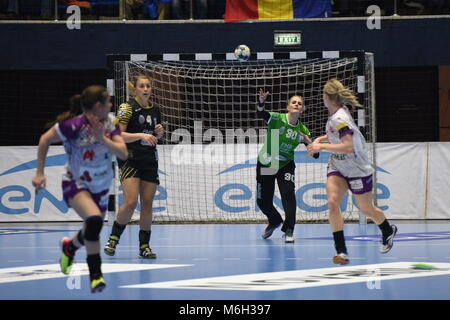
[{"left": 84, "top": 216, "right": 103, "bottom": 241}]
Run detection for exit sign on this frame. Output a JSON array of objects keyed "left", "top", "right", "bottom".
[{"left": 274, "top": 31, "right": 302, "bottom": 48}]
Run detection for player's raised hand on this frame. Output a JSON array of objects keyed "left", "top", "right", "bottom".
[{"left": 258, "top": 89, "right": 270, "bottom": 104}]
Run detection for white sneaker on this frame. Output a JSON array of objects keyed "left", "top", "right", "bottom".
[
  {"left": 333, "top": 253, "right": 350, "bottom": 265},
  {"left": 380, "top": 225, "right": 398, "bottom": 254},
  {"left": 284, "top": 229, "right": 295, "bottom": 243}
]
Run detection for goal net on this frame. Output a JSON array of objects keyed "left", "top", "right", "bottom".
[{"left": 110, "top": 51, "right": 376, "bottom": 223}]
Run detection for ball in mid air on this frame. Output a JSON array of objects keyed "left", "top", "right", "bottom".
[{"left": 234, "top": 45, "right": 251, "bottom": 61}]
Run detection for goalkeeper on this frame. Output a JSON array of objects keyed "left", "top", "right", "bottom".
[{"left": 256, "top": 89, "right": 318, "bottom": 243}]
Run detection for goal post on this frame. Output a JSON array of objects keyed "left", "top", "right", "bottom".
[{"left": 106, "top": 50, "right": 376, "bottom": 224}]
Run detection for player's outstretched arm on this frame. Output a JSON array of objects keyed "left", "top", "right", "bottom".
[
  {"left": 300, "top": 134, "right": 320, "bottom": 159},
  {"left": 309, "top": 134, "right": 353, "bottom": 155},
  {"left": 32, "top": 127, "right": 61, "bottom": 191},
  {"left": 256, "top": 88, "right": 271, "bottom": 123}
]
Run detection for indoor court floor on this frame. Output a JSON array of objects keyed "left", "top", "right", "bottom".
[{"left": 1, "top": 221, "right": 450, "bottom": 300}]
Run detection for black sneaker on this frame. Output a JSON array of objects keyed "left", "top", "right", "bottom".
[
  {"left": 261, "top": 223, "right": 281, "bottom": 239},
  {"left": 139, "top": 244, "right": 157, "bottom": 259},
  {"left": 380, "top": 225, "right": 398, "bottom": 254},
  {"left": 104, "top": 235, "right": 119, "bottom": 256}
]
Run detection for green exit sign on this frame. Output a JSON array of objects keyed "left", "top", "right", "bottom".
[{"left": 274, "top": 31, "right": 302, "bottom": 47}]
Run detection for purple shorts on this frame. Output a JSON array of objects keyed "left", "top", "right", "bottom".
[
  {"left": 62, "top": 180, "right": 109, "bottom": 212},
  {"left": 327, "top": 171, "right": 373, "bottom": 195}
]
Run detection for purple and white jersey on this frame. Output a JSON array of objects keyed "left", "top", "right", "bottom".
[
  {"left": 325, "top": 106, "right": 373, "bottom": 178},
  {"left": 54, "top": 114, "right": 121, "bottom": 194}
]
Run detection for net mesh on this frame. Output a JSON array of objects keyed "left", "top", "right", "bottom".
[{"left": 113, "top": 54, "right": 375, "bottom": 223}]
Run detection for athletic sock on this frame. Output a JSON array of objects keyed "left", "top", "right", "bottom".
[
  {"left": 111, "top": 221, "right": 127, "bottom": 239},
  {"left": 67, "top": 230, "right": 84, "bottom": 256},
  {"left": 333, "top": 230, "right": 347, "bottom": 254},
  {"left": 378, "top": 219, "right": 393, "bottom": 240},
  {"left": 67, "top": 240, "right": 79, "bottom": 256},
  {"left": 139, "top": 230, "right": 151, "bottom": 247},
  {"left": 87, "top": 254, "right": 102, "bottom": 280}
]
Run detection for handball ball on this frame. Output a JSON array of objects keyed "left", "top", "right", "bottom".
[{"left": 234, "top": 44, "right": 251, "bottom": 61}]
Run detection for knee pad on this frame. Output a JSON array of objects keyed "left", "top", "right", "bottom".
[{"left": 84, "top": 216, "right": 103, "bottom": 241}]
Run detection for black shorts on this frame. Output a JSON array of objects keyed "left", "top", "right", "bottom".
[{"left": 118, "top": 159, "right": 160, "bottom": 185}]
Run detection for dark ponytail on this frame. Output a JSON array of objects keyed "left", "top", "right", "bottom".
[
  {"left": 80, "top": 85, "right": 108, "bottom": 111},
  {"left": 45, "top": 85, "right": 108, "bottom": 128},
  {"left": 45, "top": 94, "right": 83, "bottom": 128}
]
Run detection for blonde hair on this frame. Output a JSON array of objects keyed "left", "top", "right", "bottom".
[
  {"left": 323, "top": 79, "right": 362, "bottom": 108},
  {"left": 127, "top": 75, "right": 152, "bottom": 98}
]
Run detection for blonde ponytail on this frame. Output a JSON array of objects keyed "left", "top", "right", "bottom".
[{"left": 323, "top": 79, "right": 362, "bottom": 108}]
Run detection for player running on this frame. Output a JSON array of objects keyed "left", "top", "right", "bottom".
[
  {"left": 307, "top": 79, "right": 398, "bottom": 265},
  {"left": 32, "top": 85, "right": 128, "bottom": 292}
]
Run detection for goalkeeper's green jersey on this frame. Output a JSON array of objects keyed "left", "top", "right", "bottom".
[{"left": 258, "top": 112, "right": 311, "bottom": 169}]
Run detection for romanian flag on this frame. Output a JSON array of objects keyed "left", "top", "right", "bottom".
[{"left": 224, "top": 0, "right": 332, "bottom": 21}]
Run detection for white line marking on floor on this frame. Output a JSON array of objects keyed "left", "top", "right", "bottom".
[
  {"left": 7, "top": 260, "right": 24, "bottom": 263},
  {"left": 224, "top": 258, "right": 241, "bottom": 260}
]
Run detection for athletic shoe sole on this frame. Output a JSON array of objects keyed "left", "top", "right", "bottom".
[{"left": 333, "top": 255, "right": 350, "bottom": 265}]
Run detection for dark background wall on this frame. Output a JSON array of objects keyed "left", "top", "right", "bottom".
[{"left": 0, "top": 17, "right": 448, "bottom": 145}]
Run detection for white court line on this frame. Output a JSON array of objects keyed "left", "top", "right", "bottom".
[
  {"left": 0, "top": 263, "right": 191, "bottom": 284},
  {"left": 7, "top": 260, "right": 24, "bottom": 263},
  {"left": 121, "top": 262, "right": 450, "bottom": 291},
  {"left": 224, "top": 258, "right": 241, "bottom": 260},
  {"left": 192, "top": 258, "right": 209, "bottom": 261}
]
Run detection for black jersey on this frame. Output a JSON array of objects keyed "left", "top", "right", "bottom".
[{"left": 116, "top": 98, "right": 161, "bottom": 168}]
